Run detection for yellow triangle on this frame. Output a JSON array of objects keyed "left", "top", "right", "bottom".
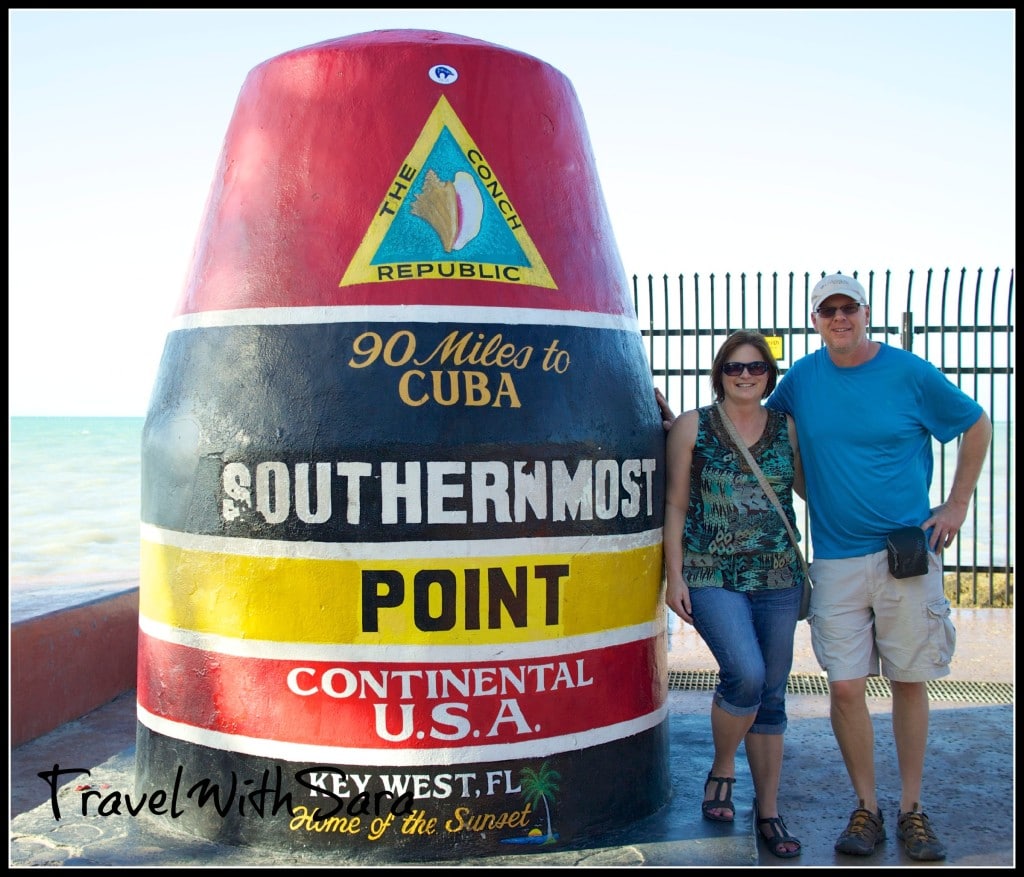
[{"left": 339, "top": 96, "right": 557, "bottom": 290}]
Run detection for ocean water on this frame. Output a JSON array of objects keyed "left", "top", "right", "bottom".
[
  {"left": 10, "top": 417, "right": 144, "bottom": 584},
  {"left": 8, "top": 416, "right": 1014, "bottom": 590}
]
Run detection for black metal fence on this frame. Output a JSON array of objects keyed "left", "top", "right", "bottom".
[{"left": 633, "top": 267, "right": 1015, "bottom": 608}]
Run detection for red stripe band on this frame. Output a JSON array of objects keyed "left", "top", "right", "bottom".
[{"left": 138, "top": 630, "right": 666, "bottom": 758}]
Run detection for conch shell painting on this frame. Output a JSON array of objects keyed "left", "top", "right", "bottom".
[{"left": 411, "top": 168, "right": 484, "bottom": 252}]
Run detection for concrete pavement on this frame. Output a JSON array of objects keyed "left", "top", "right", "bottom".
[{"left": 10, "top": 609, "right": 1015, "bottom": 867}]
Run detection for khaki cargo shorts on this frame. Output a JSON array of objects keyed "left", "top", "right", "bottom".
[{"left": 807, "top": 548, "right": 955, "bottom": 683}]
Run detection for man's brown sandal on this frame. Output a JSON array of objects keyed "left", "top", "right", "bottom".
[
  {"left": 897, "top": 805, "right": 947, "bottom": 861},
  {"left": 701, "top": 772, "right": 735, "bottom": 822},
  {"left": 834, "top": 800, "right": 886, "bottom": 855}
]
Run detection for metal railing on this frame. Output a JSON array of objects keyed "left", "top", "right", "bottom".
[{"left": 634, "top": 267, "right": 1015, "bottom": 608}]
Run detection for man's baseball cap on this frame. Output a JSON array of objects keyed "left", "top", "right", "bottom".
[{"left": 811, "top": 274, "right": 867, "bottom": 311}]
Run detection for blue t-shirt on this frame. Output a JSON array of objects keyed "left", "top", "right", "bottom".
[{"left": 765, "top": 344, "right": 984, "bottom": 559}]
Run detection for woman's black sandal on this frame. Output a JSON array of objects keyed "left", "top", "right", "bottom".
[
  {"left": 701, "top": 772, "right": 736, "bottom": 822},
  {"left": 754, "top": 798, "right": 801, "bottom": 858}
]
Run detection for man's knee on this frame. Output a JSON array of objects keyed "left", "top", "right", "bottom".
[{"left": 829, "top": 677, "right": 867, "bottom": 707}]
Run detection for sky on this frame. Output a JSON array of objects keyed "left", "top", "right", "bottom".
[{"left": 8, "top": 9, "right": 1015, "bottom": 416}]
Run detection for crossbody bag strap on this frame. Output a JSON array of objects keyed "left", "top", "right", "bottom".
[{"left": 715, "top": 403, "right": 809, "bottom": 579}]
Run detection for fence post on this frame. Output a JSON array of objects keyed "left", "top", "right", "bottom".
[{"left": 900, "top": 311, "right": 914, "bottom": 350}]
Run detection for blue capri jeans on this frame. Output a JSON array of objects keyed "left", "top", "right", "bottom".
[{"left": 689, "top": 584, "right": 802, "bottom": 735}]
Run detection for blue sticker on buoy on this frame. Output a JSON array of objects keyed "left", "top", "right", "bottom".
[{"left": 429, "top": 64, "right": 458, "bottom": 85}]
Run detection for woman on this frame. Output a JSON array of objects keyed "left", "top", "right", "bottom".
[{"left": 662, "top": 330, "right": 805, "bottom": 858}]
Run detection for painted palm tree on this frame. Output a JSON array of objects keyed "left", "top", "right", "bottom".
[{"left": 519, "top": 761, "right": 562, "bottom": 843}]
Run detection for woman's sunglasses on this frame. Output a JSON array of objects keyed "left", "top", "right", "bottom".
[{"left": 722, "top": 361, "right": 770, "bottom": 377}]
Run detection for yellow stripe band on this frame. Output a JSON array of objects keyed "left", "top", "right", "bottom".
[{"left": 140, "top": 529, "right": 664, "bottom": 646}]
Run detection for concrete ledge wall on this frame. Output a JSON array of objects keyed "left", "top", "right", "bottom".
[{"left": 11, "top": 589, "right": 139, "bottom": 747}]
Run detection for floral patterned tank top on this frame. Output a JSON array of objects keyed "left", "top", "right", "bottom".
[{"left": 682, "top": 405, "right": 804, "bottom": 592}]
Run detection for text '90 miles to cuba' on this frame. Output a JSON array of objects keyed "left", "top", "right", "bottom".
[{"left": 348, "top": 327, "right": 568, "bottom": 409}]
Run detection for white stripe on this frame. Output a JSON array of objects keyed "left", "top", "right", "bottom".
[
  {"left": 139, "top": 523, "right": 662, "bottom": 560},
  {"left": 168, "top": 304, "right": 641, "bottom": 333},
  {"left": 138, "top": 613, "right": 666, "bottom": 662},
  {"left": 137, "top": 703, "right": 669, "bottom": 766}
]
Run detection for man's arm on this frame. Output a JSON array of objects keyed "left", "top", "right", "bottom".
[
  {"left": 922, "top": 411, "right": 993, "bottom": 552},
  {"left": 654, "top": 387, "right": 677, "bottom": 432}
]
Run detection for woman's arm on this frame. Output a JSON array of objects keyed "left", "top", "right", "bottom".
[{"left": 663, "top": 409, "right": 698, "bottom": 622}]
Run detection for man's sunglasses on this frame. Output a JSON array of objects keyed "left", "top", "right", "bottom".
[
  {"left": 722, "top": 361, "right": 770, "bottom": 377},
  {"left": 815, "top": 303, "right": 864, "bottom": 318}
]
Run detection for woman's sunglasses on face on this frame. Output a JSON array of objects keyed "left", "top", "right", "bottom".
[
  {"left": 815, "top": 303, "right": 863, "bottom": 318},
  {"left": 722, "top": 361, "right": 770, "bottom": 377}
]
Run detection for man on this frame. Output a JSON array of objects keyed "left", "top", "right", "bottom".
[{"left": 657, "top": 273, "right": 991, "bottom": 861}]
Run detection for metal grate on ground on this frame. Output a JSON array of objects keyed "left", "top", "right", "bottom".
[{"left": 667, "top": 670, "right": 1014, "bottom": 705}]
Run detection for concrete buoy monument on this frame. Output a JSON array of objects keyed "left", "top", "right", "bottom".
[{"left": 138, "top": 29, "right": 668, "bottom": 859}]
